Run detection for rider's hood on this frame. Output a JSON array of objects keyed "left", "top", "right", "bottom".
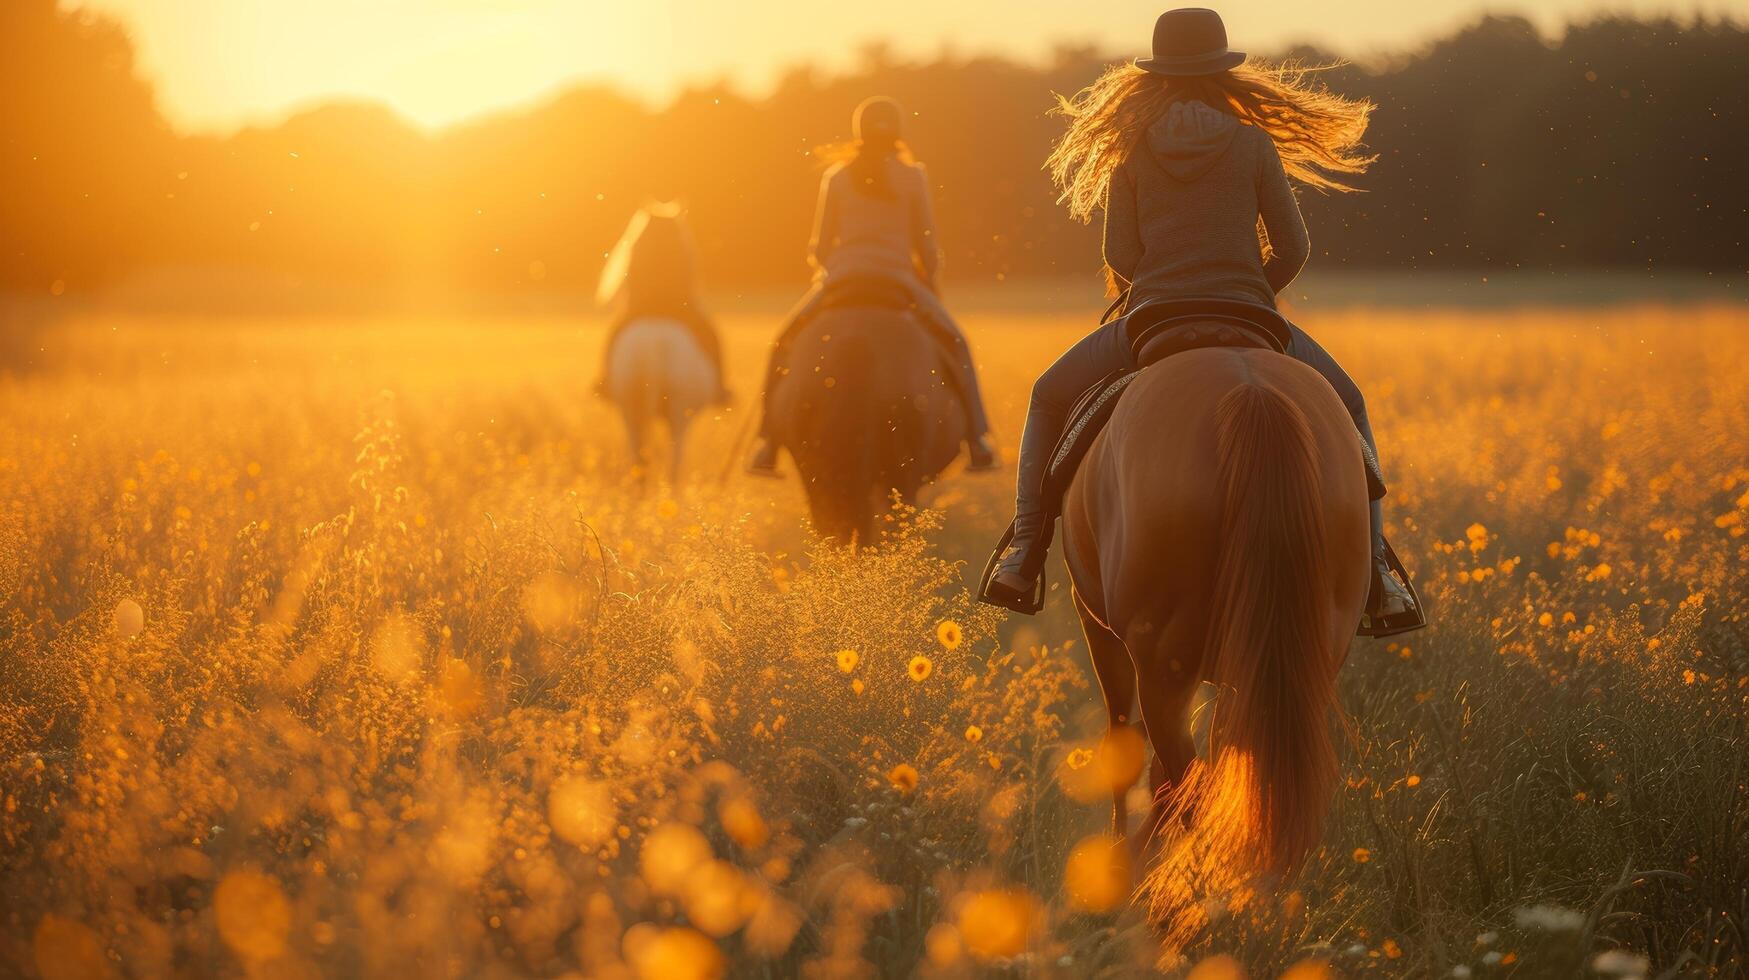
[{"left": 1146, "top": 100, "right": 1241, "bottom": 181}]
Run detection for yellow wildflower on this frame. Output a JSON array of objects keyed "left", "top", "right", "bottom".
[{"left": 936, "top": 619, "right": 962, "bottom": 650}]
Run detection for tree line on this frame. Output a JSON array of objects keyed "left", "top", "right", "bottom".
[{"left": 2, "top": 0, "right": 1743, "bottom": 301}]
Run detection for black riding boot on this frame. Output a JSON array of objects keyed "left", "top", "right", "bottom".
[
  {"left": 746, "top": 384, "right": 783, "bottom": 476},
  {"left": 1361, "top": 487, "right": 1426, "bottom": 636},
  {"left": 979, "top": 403, "right": 1059, "bottom": 613}
]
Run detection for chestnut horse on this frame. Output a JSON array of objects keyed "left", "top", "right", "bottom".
[
  {"left": 1060, "top": 345, "right": 1372, "bottom": 936},
  {"left": 768, "top": 304, "right": 965, "bottom": 543}
]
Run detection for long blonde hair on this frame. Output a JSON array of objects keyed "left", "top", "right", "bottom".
[
  {"left": 1047, "top": 60, "right": 1376, "bottom": 223},
  {"left": 596, "top": 202, "right": 701, "bottom": 316}
]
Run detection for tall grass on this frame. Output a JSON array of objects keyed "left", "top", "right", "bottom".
[{"left": 1, "top": 304, "right": 1745, "bottom": 978}]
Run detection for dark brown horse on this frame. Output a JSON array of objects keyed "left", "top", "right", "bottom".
[
  {"left": 1060, "top": 345, "right": 1372, "bottom": 939},
  {"left": 767, "top": 303, "right": 965, "bottom": 543}
]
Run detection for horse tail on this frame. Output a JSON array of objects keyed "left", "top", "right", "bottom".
[
  {"left": 837, "top": 329, "right": 884, "bottom": 545},
  {"left": 1150, "top": 380, "right": 1338, "bottom": 929}
]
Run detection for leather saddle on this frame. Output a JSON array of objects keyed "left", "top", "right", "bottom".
[
  {"left": 1123, "top": 297, "right": 1293, "bottom": 364},
  {"left": 1043, "top": 298, "right": 1292, "bottom": 500},
  {"left": 978, "top": 296, "right": 1300, "bottom": 614}
]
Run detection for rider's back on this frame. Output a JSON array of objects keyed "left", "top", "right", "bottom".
[
  {"left": 1106, "top": 101, "right": 1310, "bottom": 311},
  {"left": 815, "top": 158, "right": 933, "bottom": 285}
]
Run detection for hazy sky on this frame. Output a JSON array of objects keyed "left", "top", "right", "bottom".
[{"left": 78, "top": 0, "right": 1747, "bottom": 132}]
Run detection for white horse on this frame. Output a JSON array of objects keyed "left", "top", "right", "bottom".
[{"left": 604, "top": 316, "right": 717, "bottom": 485}]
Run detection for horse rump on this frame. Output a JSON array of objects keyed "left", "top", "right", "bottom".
[{"left": 1144, "top": 380, "right": 1341, "bottom": 938}]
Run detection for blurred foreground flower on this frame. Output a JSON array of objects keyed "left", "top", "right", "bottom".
[
  {"left": 623, "top": 924, "right": 724, "bottom": 980},
  {"left": 111, "top": 598, "right": 144, "bottom": 639},
  {"left": 1513, "top": 904, "right": 1584, "bottom": 931},
  {"left": 718, "top": 795, "right": 770, "bottom": 850},
  {"left": 214, "top": 870, "right": 292, "bottom": 962},
  {"left": 641, "top": 822, "right": 713, "bottom": 896},
  {"left": 1057, "top": 726, "right": 1146, "bottom": 803},
  {"left": 33, "top": 915, "right": 110, "bottom": 980},
  {"left": 1186, "top": 953, "right": 1243, "bottom": 979},
  {"left": 1592, "top": 949, "right": 1651, "bottom": 978},
  {"left": 936, "top": 619, "right": 962, "bottom": 650},
  {"left": 955, "top": 888, "right": 1038, "bottom": 961},
  {"left": 549, "top": 775, "right": 618, "bottom": 848},
  {"left": 1063, "top": 834, "right": 1132, "bottom": 912}
]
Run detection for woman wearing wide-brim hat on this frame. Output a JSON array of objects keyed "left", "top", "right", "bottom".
[{"left": 980, "top": 7, "right": 1424, "bottom": 635}]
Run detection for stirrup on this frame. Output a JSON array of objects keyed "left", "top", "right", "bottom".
[
  {"left": 977, "top": 520, "right": 1047, "bottom": 615},
  {"left": 1359, "top": 537, "right": 1427, "bottom": 637}
]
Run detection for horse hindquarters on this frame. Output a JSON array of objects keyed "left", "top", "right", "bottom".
[
  {"left": 1064, "top": 350, "right": 1371, "bottom": 937},
  {"left": 607, "top": 321, "right": 714, "bottom": 484},
  {"left": 790, "top": 327, "right": 882, "bottom": 543},
  {"left": 774, "top": 308, "right": 963, "bottom": 544}
]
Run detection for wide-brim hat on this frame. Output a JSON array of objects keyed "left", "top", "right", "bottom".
[{"left": 1135, "top": 8, "right": 1246, "bottom": 76}]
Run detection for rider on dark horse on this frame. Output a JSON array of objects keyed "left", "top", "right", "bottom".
[
  {"left": 747, "top": 96, "right": 998, "bottom": 475},
  {"left": 980, "top": 8, "right": 1423, "bottom": 635}
]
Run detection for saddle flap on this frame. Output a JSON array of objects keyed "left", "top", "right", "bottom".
[{"left": 1042, "top": 370, "right": 1139, "bottom": 499}]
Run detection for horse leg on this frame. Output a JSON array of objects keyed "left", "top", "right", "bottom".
[
  {"left": 620, "top": 410, "right": 647, "bottom": 489},
  {"left": 1074, "top": 588, "right": 1136, "bottom": 842},
  {"left": 667, "top": 414, "right": 686, "bottom": 486},
  {"left": 1126, "top": 627, "right": 1199, "bottom": 861}
]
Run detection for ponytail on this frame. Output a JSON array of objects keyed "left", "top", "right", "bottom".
[{"left": 847, "top": 137, "right": 901, "bottom": 199}]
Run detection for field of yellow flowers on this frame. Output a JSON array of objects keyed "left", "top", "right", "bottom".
[{"left": 2, "top": 299, "right": 1746, "bottom": 979}]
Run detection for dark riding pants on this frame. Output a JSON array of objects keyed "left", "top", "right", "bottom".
[
  {"left": 1013, "top": 315, "right": 1387, "bottom": 559},
  {"left": 755, "top": 280, "right": 993, "bottom": 442}
]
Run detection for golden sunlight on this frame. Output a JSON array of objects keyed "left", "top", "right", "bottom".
[{"left": 73, "top": 0, "right": 1736, "bottom": 131}]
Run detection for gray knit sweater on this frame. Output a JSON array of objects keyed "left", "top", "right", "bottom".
[
  {"left": 810, "top": 157, "right": 940, "bottom": 289},
  {"left": 1103, "top": 101, "right": 1310, "bottom": 310}
]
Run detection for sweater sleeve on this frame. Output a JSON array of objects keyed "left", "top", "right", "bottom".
[
  {"left": 807, "top": 170, "right": 839, "bottom": 272},
  {"left": 1257, "top": 135, "right": 1310, "bottom": 294},
  {"left": 909, "top": 163, "right": 942, "bottom": 285},
  {"left": 1101, "top": 160, "right": 1143, "bottom": 286}
]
